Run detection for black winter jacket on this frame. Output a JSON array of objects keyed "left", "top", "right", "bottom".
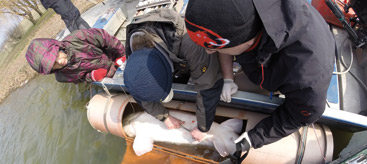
[{"left": 240, "top": 0, "right": 335, "bottom": 148}]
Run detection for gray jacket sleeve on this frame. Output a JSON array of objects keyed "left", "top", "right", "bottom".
[
  {"left": 139, "top": 101, "right": 169, "bottom": 121},
  {"left": 178, "top": 34, "right": 223, "bottom": 132}
]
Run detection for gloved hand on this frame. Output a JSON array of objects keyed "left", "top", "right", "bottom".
[
  {"left": 234, "top": 132, "right": 252, "bottom": 151},
  {"left": 91, "top": 68, "right": 107, "bottom": 81},
  {"left": 114, "top": 56, "right": 126, "bottom": 66},
  {"left": 220, "top": 79, "right": 238, "bottom": 103}
]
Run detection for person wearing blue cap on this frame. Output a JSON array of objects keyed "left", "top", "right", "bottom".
[{"left": 123, "top": 8, "right": 223, "bottom": 141}]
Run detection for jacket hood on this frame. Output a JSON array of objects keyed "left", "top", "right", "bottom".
[{"left": 26, "top": 38, "right": 61, "bottom": 74}]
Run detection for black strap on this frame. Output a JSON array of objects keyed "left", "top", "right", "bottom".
[
  {"left": 235, "top": 138, "right": 250, "bottom": 164},
  {"left": 220, "top": 138, "right": 250, "bottom": 164}
]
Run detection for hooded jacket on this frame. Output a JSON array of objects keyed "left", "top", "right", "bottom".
[
  {"left": 26, "top": 28, "right": 125, "bottom": 83},
  {"left": 235, "top": 0, "right": 335, "bottom": 148}
]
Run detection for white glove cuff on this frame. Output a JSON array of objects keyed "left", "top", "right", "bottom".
[{"left": 223, "top": 79, "right": 234, "bottom": 83}]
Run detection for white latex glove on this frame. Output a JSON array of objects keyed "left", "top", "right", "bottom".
[{"left": 220, "top": 79, "right": 238, "bottom": 103}]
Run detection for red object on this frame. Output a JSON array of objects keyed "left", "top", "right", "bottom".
[
  {"left": 311, "top": 0, "right": 356, "bottom": 28},
  {"left": 244, "top": 31, "right": 263, "bottom": 53},
  {"left": 91, "top": 68, "right": 107, "bottom": 81},
  {"left": 260, "top": 64, "right": 264, "bottom": 90},
  {"left": 114, "top": 56, "right": 126, "bottom": 66},
  {"left": 185, "top": 18, "right": 229, "bottom": 49},
  {"left": 301, "top": 110, "right": 312, "bottom": 117}
]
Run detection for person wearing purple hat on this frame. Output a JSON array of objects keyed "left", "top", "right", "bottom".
[
  {"left": 123, "top": 9, "right": 223, "bottom": 140},
  {"left": 25, "top": 28, "right": 125, "bottom": 83},
  {"left": 185, "top": 0, "right": 335, "bottom": 159}
]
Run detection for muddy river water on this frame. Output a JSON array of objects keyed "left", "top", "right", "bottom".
[{"left": 0, "top": 75, "right": 126, "bottom": 163}]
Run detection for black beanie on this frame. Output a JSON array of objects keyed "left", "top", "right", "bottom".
[
  {"left": 124, "top": 48, "right": 172, "bottom": 102},
  {"left": 185, "top": 0, "right": 261, "bottom": 49}
]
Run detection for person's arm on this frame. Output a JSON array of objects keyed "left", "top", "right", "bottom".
[
  {"left": 245, "top": 84, "right": 328, "bottom": 148},
  {"left": 139, "top": 101, "right": 184, "bottom": 129},
  {"left": 179, "top": 35, "right": 223, "bottom": 140},
  {"left": 218, "top": 53, "right": 234, "bottom": 79},
  {"left": 64, "top": 29, "right": 125, "bottom": 82},
  {"left": 55, "top": 68, "right": 106, "bottom": 83},
  {"left": 218, "top": 53, "right": 238, "bottom": 103},
  {"left": 75, "top": 28, "right": 126, "bottom": 59}
]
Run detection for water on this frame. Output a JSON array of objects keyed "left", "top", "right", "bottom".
[
  {"left": 0, "top": 1, "right": 142, "bottom": 163},
  {"left": 0, "top": 75, "right": 126, "bottom": 164}
]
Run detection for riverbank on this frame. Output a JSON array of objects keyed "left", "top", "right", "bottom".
[{"left": 0, "top": 0, "right": 103, "bottom": 103}]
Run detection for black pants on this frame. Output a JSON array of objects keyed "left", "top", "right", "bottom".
[{"left": 49, "top": 0, "right": 91, "bottom": 32}]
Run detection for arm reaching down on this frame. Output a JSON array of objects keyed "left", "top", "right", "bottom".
[{"left": 219, "top": 53, "right": 238, "bottom": 103}]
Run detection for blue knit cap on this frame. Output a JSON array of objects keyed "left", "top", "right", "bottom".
[{"left": 124, "top": 48, "right": 173, "bottom": 102}]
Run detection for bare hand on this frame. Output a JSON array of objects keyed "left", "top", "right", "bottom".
[
  {"left": 164, "top": 115, "right": 184, "bottom": 129},
  {"left": 191, "top": 127, "right": 207, "bottom": 142}
]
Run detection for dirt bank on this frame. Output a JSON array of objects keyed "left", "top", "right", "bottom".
[{"left": 0, "top": 0, "right": 103, "bottom": 103}]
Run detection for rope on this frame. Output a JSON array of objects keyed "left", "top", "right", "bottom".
[
  {"left": 118, "top": 81, "right": 136, "bottom": 113},
  {"left": 101, "top": 79, "right": 112, "bottom": 134},
  {"left": 333, "top": 38, "right": 353, "bottom": 75},
  {"left": 312, "top": 123, "right": 327, "bottom": 163},
  {"left": 296, "top": 126, "right": 308, "bottom": 164},
  {"left": 101, "top": 79, "right": 112, "bottom": 97}
]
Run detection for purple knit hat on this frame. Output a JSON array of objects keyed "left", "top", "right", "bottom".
[
  {"left": 25, "top": 38, "right": 61, "bottom": 74},
  {"left": 185, "top": 0, "right": 262, "bottom": 49}
]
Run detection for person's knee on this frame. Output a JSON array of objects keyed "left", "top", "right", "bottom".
[{"left": 297, "top": 107, "right": 325, "bottom": 126}]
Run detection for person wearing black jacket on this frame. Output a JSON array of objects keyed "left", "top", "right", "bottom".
[
  {"left": 40, "top": 0, "right": 90, "bottom": 32},
  {"left": 185, "top": 0, "right": 335, "bottom": 154}
]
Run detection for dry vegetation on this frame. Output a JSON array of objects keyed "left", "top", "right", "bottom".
[{"left": 0, "top": 0, "right": 103, "bottom": 103}]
